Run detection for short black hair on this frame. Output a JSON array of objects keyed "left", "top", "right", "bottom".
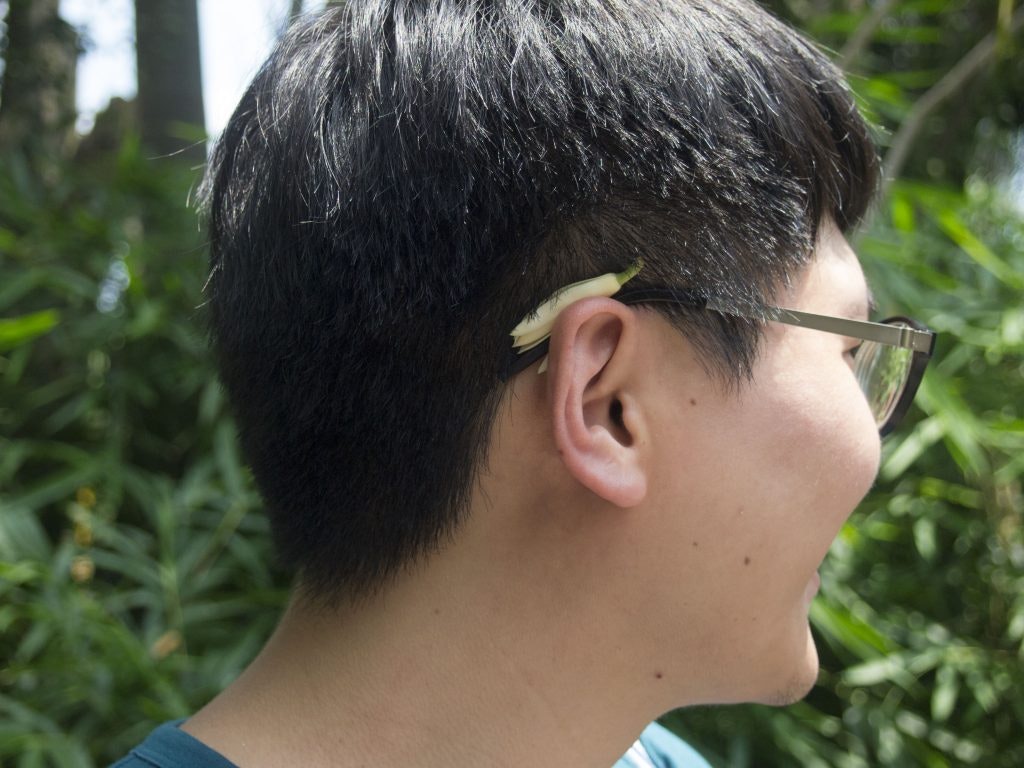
[{"left": 202, "top": 0, "right": 879, "bottom": 603}]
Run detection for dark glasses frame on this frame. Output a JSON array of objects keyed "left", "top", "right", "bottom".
[{"left": 502, "top": 285, "right": 936, "bottom": 436}]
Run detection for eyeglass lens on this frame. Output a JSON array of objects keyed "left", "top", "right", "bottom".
[{"left": 853, "top": 323, "right": 915, "bottom": 429}]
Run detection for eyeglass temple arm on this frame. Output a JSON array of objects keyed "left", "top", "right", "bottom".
[
  {"left": 617, "top": 288, "right": 934, "bottom": 356},
  {"left": 742, "top": 305, "right": 935, "bottom": 355}
]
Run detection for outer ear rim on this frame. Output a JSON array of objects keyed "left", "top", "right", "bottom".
[{"left": 546, "top": 298, "right": 648, "bottom": 508}]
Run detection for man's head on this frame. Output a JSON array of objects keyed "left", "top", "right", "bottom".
[{"left": 202, "top": 0, "right": 879, "bottom": 625}]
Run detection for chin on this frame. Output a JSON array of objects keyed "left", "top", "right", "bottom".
[{"left": 756, "top": 625, "right": 820, "bottom": 707}]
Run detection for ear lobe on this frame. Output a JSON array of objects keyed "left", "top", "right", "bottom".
[{"left": 547, "top": 298, "right": 648, "bottom": 508}]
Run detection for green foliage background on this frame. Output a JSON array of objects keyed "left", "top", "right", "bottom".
[{"left": 1, "top": 2, "right": 1022, "bottom": 766}]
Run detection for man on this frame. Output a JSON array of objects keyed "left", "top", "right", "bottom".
[{"left": 113, "top": 0, "right": 935, "bottom": 765}]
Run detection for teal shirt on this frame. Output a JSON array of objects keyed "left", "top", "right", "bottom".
[
  {"left": 111, "top": 719, "right": 710, "bottom": 767},
  {"left": 110, "top": 721, "right": 233, "bottom": 768}
]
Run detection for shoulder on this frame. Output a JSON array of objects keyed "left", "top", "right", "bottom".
[
  {"left": 108, "top": 720, "right": 239, "bottom": 768},
  {"left": 615, "top": 722, "right": 712, "bottom": 768}
]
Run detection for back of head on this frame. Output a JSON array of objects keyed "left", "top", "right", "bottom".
[{"left": 202, "top": 0, "right": 879, "bottom": 604}]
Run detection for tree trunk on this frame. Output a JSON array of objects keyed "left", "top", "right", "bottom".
[
  {"left": 134, "top": 0, "right": 206, "bottom": 161},
  {"left": 0, "top": 0, "right": 78, "bottom": 161}
]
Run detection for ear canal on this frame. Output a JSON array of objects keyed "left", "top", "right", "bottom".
[
  {"left": 610, "top": 399, "right": 625, "bottom": 430},
  {"left": 608, "top": 398, "right": 633, "bottom": 447}
]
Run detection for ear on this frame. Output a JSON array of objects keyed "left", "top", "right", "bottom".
[{"left": 547, "top": 297, "right": 648, "bottom": 508}]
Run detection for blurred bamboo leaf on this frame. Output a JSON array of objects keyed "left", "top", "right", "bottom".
[
  {"left": 0, "top": 310, "right": 60, "bottom": 352},
  {"left": 933, "top": 209, "right": 1024, "bottom": 289}
]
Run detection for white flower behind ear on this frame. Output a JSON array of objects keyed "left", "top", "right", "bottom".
[{"left": 510, "top": 260, "right": 643, "bottom": 373}]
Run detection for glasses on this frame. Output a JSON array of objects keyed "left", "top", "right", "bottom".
[{"left": 504, "top": 285, "right": 935, "bottom": 436}]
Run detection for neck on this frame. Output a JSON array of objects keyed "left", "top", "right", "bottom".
[{"left": 183, "top": 553, "right": 666, "bottom": 768}]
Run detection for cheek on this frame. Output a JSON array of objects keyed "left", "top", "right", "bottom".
[{"left": 764, "top": 362, "right": 882, "bottom": 523}]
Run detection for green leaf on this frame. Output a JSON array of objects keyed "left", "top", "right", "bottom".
[
  {"left": 881, "top": 416, "right": 945, "bottom": 480},
  {"left": 811, "top": 598, "right": 895, "bottom": 660},
  {"left": 931, "top": 665, "right": 958, "bottom": 723},
  {"left": 913, "top": 517, "right": 938, "bottom": 562},
  {"left": 0, "top": 310, "right": 60, "bottom": 352},
  {"left": 0, "top": 506, "right": 52, "bottom": 562},
  {"left": 933, "top": 209, "right": 1024, "bottom": 290}
]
